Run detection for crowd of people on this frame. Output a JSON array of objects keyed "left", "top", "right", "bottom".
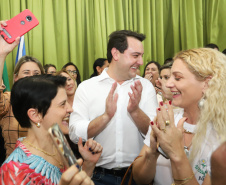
[{"left": 1, "top": 19, "right": 226, "bottom": 185}]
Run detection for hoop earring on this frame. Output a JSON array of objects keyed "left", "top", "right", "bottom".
[{"left": 35, "top": 122, "right": 41, "bottom": 128}]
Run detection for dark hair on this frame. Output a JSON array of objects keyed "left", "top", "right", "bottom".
[
  {"left": 90, "top": 58, "right": 107, "bottom": 78},
  {"left": 107, "top": 30, "right": 146, "bottom": 63},
  {"left": 205, "top": 43, "right": 219, "bottom": 50},
  {"left": 43, "top": 64, "right": 56, "bottom": 73},
  {"left": 222, "top": 49, "right": 226, "bottom": 55},
  {"left": 62, "top": 62, "right": 81, "bottom": 85},
  {"left": 159, "top": 61, "right": 174, "bottom": 74},
  {"left": 164, "top": 58, "right": 173, "bottom": 65},
  {"left": 142, "top": 61, "right": 161, "bottom": 77},
  {"left": 11, "top": 75, "right": 66, "bottom": 128}
]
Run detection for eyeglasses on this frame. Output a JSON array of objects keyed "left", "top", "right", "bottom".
[
  {"left": 49, "top": 71, "right": 56, "bottom": 74},
  {"left": 67, "top": 70, "right": 77, "bottom": 75}
]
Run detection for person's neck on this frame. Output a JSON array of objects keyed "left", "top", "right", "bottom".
[
  {"left": 67, "top": 95, "right": 74, "bottom": 107},
  {"left": 107, "top": 65, "right": 126, "bottom": 85},
  {"left": 25, "top": 128, "right": 54, "bottom": 153},
  {"left": 183, "top": 105, "right": 200, "bottom": 125}
]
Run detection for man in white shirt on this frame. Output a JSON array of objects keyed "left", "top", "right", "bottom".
[{"left": 69, "top": 30, "right": 158, "bottom": 185}]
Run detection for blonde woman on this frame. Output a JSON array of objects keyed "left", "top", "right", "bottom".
[
  {"left": 56, "top": 69, "right": 77, "bottom": 107},
  {"left": 133, "top": 48, "right": 226, "bottom": 185}
]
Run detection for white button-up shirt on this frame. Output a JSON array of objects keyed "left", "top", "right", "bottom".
[{"left": 69, "top": 69, "right": 158, "bottom": 169}]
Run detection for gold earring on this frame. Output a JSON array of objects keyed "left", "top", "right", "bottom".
[{"left": 34, "top": 122, "right": 41, "bottom": 128}]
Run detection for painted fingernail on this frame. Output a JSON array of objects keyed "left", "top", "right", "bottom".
[
  {"left": 76, "top": 164, "right": 80, "bottom": 169},
  {"left": 158, "top": 108, "right": 161, "bottom": 111},
  {"left": 160, "top": 101, "right": 163, "bottom": 106},
  {"left": 169, "top": 100, "right": 172, "bottom": 105},
  {"left": 92, "top": 152, "right": 95, "bottom": 155},
  {"left": 150, "top": 121, "right": 154, "bottom": 125},
  {"left": 89, "top": 148, "right": 92, "bottom": 151}
]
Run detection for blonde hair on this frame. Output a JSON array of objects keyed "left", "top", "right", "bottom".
[
  {"left": 14, "top": 55, "right": 44, "bottom": 77},
  {"left": 174, "top": 48, "right": 226, "bottom": 162}
]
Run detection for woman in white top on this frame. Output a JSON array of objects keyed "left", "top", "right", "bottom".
[{"left": 133, "top": 48, "right": 226, "bottom": 185}]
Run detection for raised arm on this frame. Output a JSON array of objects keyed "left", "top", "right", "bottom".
[
  {"left": 0, "top": 20, "right": 20, "bottom": 83},
  {"left": 127, "top": 80, "right": 157, "bottom": 135},
  {"left": 132, "top": 125, "right": 160, "bottom": 185},
  {"left": 87, "top": 82, "right": 118, "bottom": 138},
  {"left": 151, "top": 101, "right": 211, "bottom": 185},
  {"left": 69, "top": 81, "right": 118, "bottom": 142},
  {"left": 0, "top": 21, "right": 20, "bottom": 116}
]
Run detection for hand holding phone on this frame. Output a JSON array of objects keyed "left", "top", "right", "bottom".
[
  {"left": 157, "top": 142, "right": 169, "bottom": 159},
  {"left": 0, "top": 9, "right": 39, "bottom": 44}
]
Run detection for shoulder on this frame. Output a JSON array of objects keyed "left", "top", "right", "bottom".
[
  {"left": 136, "top": 76, "right": 151, "bottom": 84},
  {"left": 3, "top": 141, "right": 28, "bottom": 164},
  {"left": 77, "top": 76, "right": 101, "bottom": 89}
]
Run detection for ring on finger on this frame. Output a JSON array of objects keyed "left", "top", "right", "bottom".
[
  {"left": 160, "top": 128, "right": 166, "bottom": 133},
  {"left": 165, "top": 120, "right": 170, "bottom": 126}
]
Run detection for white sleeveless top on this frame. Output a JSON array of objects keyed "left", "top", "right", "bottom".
[{"left": 144, "top": 108, "right": 220, "bottom": 185}]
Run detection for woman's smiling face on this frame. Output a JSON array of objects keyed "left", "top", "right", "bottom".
[
  {"left": 42, "top": 87, "right": 73, "bottom": 134},
  {"left": 166, "top": 59, "right": 206, "bottom": 109}
]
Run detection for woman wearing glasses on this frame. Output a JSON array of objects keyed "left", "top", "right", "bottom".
[{"left": 62, "top": 62, "right": 81, "bottom": 86}]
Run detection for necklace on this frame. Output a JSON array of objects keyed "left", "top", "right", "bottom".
[
  {"left": 183, "top": 132, "right": 193, "bottom": 158},
  {"left": 23, "top": 140, "right": 64, "bottom": 168},
  {"left": 183, "top": 122, "right": 197, "bottom": 134},
  {"left": 23, "top": 140, "right": 57, "bottom": 156}
]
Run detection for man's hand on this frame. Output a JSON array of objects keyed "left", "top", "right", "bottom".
[
  {"left": 104, "top": 81, "right": 118, "bottom": 120},
  {"left": 87, "top": 82, "right": 118, "bottom": 138},
  {"left": 127, "top": 80, "right": 142, "bottom": 113}
]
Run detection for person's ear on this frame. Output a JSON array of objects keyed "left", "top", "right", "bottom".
[
  {"left": 202, "top": 76, "right": 212, "bottom": 93},
  {"left": 111, "top": 48, "right": 120, "bottom": 61},
  {"left": 96, "top": 66, "right": 101, "bottom": 75},
  {"left": 27, "top": 108, "right": 42, "bottom": 124}
]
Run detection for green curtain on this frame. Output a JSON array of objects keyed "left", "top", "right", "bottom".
[{"left": 0, "top": 0, "right": 225, "bottom": 87}]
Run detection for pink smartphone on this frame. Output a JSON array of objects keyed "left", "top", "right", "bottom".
[{"left": 0, "top": 9, "right": 39, "bottom": 44}]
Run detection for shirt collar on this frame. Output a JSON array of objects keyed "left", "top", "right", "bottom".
[{"left": 97, "top": 68, "right": 143, "bottom": 83}]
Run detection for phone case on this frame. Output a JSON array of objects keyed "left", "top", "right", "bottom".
[
  {"left": 157, "top": 146, "right": 169, "bottom": 159},
  {"left": 0, "top": 9, "right": 39, "bottom": 44},
  {"left": 157, "top": 142, "right": 169, "bottom": 159},
  {"left": 48, "top": 123, "right": 81, "bottom": 169}
]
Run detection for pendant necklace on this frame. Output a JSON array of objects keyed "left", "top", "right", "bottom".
[
  {"left": 183, "top": 122, "right": 196, "bottom": 157},
  {"left": 183, "top": 137, "right": 192, "bottom": 158}
]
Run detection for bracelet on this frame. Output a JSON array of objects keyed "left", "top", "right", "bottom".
[
  {"left": 174, "top": 173, "right": 194, "bottom": 181},
  {"left": 172, "top": 173, "right": 194, "bottom": 185}
]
